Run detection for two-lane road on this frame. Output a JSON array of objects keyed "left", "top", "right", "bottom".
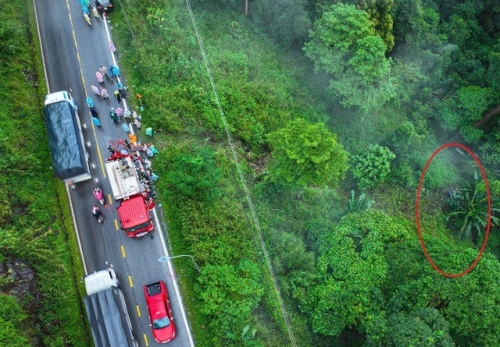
[{"left": 33, "top": 1, "right": 194, "bottom": 346}]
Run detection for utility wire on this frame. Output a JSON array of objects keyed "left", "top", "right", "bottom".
[{"left": 183, "top": 1, "right": 297, "bottom": 346}]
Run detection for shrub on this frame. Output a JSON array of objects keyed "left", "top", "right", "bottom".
[
  {"left": 158, "top": 145, "right": 222, "bottom": 201},
  {"left": 351, "top": 145, "right": 396, "bottom": 189}
]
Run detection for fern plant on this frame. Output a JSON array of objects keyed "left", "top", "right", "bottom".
[{"left": 345, "top": 190, "right": 374, "bottom": 215}]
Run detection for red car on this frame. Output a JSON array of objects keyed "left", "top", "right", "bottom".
[{"left": 143, "top": 281, "right": 176, "bottom": 343}]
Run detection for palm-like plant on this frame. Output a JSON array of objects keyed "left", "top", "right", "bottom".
[
  {"left": 345, "top": 190, "right": 374, "bottom": 215},
  {"left": 446, "top": 182, "right": 500, "bottom": 244}
]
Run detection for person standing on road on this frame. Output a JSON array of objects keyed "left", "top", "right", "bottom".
[
  {"left": 116, "top": 107, "right": 124, "bottom": 119},
  {"left": 100, "top": 87, "right": 109, "bottom": 100},
  {"left": 100, "top": 65, "right": 109, "bottom": 80},
  {"left": 86, "top": 97, "right": 94, "bottom": 108},
  {"left": 92, "top": 116, "right": 101, "bottom": 128},
  {"left": 91, "top": 85, "right": 100, "bottom": 97},
  {"left": 91, "top": 6, "right": 99, "bottom": 19},
  {"left": 89, "top": 107, "right": 99, "bottom": 118},
  {"left": 109, "top": 65, "right": 120, "bottom": 79},
  {"left": 113, "top": 90, "right": 122, "bottom": 103},
  {"left": 109, "top": 108, "right": 118, "bottom": 123},
  {"left": 96, "top": 71, "right": 104, "bottom": 86},
  {"left": 117, "top": 82, "right": 127, "bottom": 99},
  {"left": 80, "top": 0, "right": 90, "bottom": 8},
  {"left": 108, "top": 40, "right": 117, "bottom": 54}
]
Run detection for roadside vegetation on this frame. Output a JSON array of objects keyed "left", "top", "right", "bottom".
[
  {"left": 0, "top": 1, "right": 90, "bottom": 346},
  {"left": 3, "top": 0, "right": 500, "bottom": 346},
  {"left": 112, "top": 0, "right": 500, "bottom": 346}
]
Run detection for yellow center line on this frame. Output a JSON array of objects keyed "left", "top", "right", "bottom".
[
  {"left": 128, "top": 276, "right": 133, "bottom": 288},
  {"left": 107, "top": 193, "right": 113, "bottom": 205},
  {"left": 136, "top": 305, "right": 141, "bottom": 317},
  {"left": 120, "top": 245, "right": 126, "bottom": 258},
  {"left": 114, "top": 219, "right": 119, "bottom": 230},
  {"left": 65, "top": 0, "right": 106, "bottom": 178},
  {"left": 143, "top": 334, "right": 149, "bottom": 346}
]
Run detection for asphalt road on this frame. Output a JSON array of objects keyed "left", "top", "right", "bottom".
[{"left": 33, "top": 1, "right": 195, "bottom": 346}]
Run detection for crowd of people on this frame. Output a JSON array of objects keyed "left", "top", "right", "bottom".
[{"left": 82, "top": 12, "right": 157, "bottom": 223}]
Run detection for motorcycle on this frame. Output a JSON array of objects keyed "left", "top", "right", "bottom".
[{"left": 93, "top": 188, "right": 105, "bottom": 205}]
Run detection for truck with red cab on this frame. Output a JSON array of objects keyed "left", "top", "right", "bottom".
[
  {"left": 106, "top": 154, "right": 155, "bottom": 238},
  {"left": 143, "top": 280, "right": 176, "bottom": 343}
]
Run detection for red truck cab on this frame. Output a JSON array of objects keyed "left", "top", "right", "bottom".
[{"left": 117, "top": 195, "right": 154, "bottom": 238}]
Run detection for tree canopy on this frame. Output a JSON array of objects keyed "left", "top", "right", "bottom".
[
  {"left": 267, "top": 118, "right": 348, "bottom": 187},
  {"left": 304, "top": 3, "right": 394, "bottom": 112},
  {"left": 296, "top": 209, "right": 500, "bottom": 345}
]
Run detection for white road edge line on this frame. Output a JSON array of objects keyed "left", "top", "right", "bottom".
[
  {"left": 32, "top": 0, "right": 88, "bottom": 275},
  {"left": 154, "top": 208, "right": 196, "bottom": 347},
  {"left": 102, "top": 14, "right": 196, "bottom": 347}
]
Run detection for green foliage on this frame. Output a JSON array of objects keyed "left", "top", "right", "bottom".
[
  {"left": 196, "top": 259, "right": 264, "bottom": 345},
  {"left": 488, "top": 51, "right": 500, "bottom": 90},
  {"left": 267, "top": 118, "right": 348, "bottom": 187},
  {"left": 385, "top": 308, "right": 455, "bottom": 347},
  {"left": 386, "top": 236, "right": 500, "bottom": 346},
  {"left": 304, "top": 3, "right": 394, "bottom": 112},
  {"left": 114, "top": 0, "right": 500, "bottom": 346},
  {"left": 159, "top": 145, "right": 222, "bottom": 201},
  {"left": 446, "top": 181, "right": 500, "bottom": 243},
  {"left": 122, "top": 5, "right": 327, "bottom": 148},
  {"left": 250, "top": 0, "right": 311, "bottom": 47},
  {"left": 345, "top": 190, "right": 374, "bottom": 215},
  {"left": 296, "top": 209, "right": 500, "bottom": 344},
  {"left": 389, "top": 121, "right": 421, "bottom": 154},
  {"left": 391, "top": 0, "right": 442, "bottom": 49},
  {"left": 266, "top": 229, "right": 316, "bottom": 298},
  {"left": 0, "top": 2, "right": 90, "bottom": 345},
  {"left": 451, "top": 86, "right": 492, "bottom": 142},
  {"left": 351, "top": 144, "right": 396, "bottom": 190},
  {"left": 420, "top": 153, "right": 460, "bottom": 191},
  {"left": 0, "top": 294, "right": 28, "bottom": 330},
  {"left": 300, "top": 210, "right": 410, "bottom": 337},
  {"left": 338, "top": 0, "right": 395, "bottom": 51},
  {"left": 0, "top": 10, "right": 24, "bottom": 58}
]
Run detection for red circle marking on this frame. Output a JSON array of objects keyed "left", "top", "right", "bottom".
[{"left": 415, "top": 142, "right": 491, "bottom": 278}]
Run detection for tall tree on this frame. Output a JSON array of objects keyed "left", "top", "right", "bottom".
[
  {"left": 385, "top": 308, "right": 455, "bottom": 347},
  {"left": 303, "top": 3, "right": 394, "bottom": 112},
  {"left": 308, "top": 0, "right": 395, "bottom": 51},
  {"left": 250, "top": 0, "right": 311, "bottom": 47},
  {"left": 297, "top": 209, "right": 500, "bottom": 344},
  {"left": 299, "top": 210, "right": 409, "bottom": 337},
  {"left": 438, "top": 86, "right": 493, "bottom": 143},
  {"left": 267, "top": 118, "right": 348, "bottom": 187}
]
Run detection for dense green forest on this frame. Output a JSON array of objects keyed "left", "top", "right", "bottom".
[
  {"left": 2, "top": 0, "right": 500, "bottom": 346},
  {"left": 113, "top": 0, "right": 500, "bottom": 345}
]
